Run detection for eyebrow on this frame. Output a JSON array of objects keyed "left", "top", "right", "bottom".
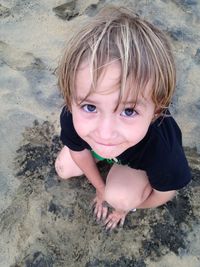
[
  {"left": 76, "top": 97, "right": 98, "bottom": 104},
  {"left": 76, "top": 96, "right": 146, "bottom": 108},
  {"left": 121, "top": 100, "right": 146, "bottom": 107}
]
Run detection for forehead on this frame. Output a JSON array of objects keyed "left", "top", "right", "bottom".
[
  {"left": 75, "top": 60, "right": 121, "bottom": 95},
  {"left": 74, "top": 60, "right": 153, "bottom": 102}
]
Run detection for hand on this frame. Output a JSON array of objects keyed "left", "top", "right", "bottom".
[
  {"left": 92, "top": 191, "right": 108, "bottom": 222},
  {"left": 103, "top": 209, "right": 128, "bottom": 231}
]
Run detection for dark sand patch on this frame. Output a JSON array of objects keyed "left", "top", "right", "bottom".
[{"left": 0, "top": 120, "right": 198, "bottom": 266}]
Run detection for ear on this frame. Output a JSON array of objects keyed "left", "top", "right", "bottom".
[
  {"left": 152, "top": 107, "right": 162, "bottom": 123},
  {"left": 151, "top": 113, "right": 159, "bottom": 123},
  {"left": 154, "top": 107, "right": 163, "bottom": 117}
]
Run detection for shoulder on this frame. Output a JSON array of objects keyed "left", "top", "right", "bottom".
[
  {"left": 150, "top": 113, "right": 182, "bottom": 150},
  {"left": 60, "top": 106, "right": 72, "bottom": 125},
  {"left": 60, "top": 106, "right": 78, "bottom": 135},
  {"left": 143, "top": 113, "right": 183, "bottom": 164},
  {"left": 145, "top": 114, "right": 191, "bottom": 191},
  {"left": 59, "top": 106, "right": 90, "bottom": 151}
]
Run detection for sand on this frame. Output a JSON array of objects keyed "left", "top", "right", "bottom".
[{"left": 0, "top": 0, "right": 200, "bottom": 266}]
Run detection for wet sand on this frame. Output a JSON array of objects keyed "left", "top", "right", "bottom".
[{"left": 0, "top": 0, "right": 200, "bottom": 266}]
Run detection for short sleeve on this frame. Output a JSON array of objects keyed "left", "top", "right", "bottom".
[
  {"left": 60, "top": 107, "right": 90, "bottom": 151},
  {"left": 146, "top": 141, "right": 191, "bottom": 191}
]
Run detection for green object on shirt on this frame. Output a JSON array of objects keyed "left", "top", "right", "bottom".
[{"left": 91, "top": 150, "right": 119, "bottom": 164}]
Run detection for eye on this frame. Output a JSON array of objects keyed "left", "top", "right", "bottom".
[
  {"left": 121, "top": 108, "right": 137, "bottom": 117},
  {"left": 82, "top": 104, "right": 97, "bottom": 113}
]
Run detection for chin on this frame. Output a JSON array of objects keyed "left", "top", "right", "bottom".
[
  {"left": 91, "top": 145, "right": 124, "bottom": 159},
  {"left": 97, "top": 151, "right": 118, "bottom": 159}
]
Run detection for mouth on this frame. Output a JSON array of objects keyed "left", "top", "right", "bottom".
[
  {"left": 94, "top": 141, "right": 120, "bottom": 147},
  {"left": 97, "top": 143, "right": 116, "bottom": 147}
]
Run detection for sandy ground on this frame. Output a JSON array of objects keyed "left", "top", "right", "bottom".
[{"left": 0, "top": 0, "right": 200, "bottom": 266}]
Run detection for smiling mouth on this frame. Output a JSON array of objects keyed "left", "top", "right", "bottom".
[
  {"left": 98, "top": 143, "right": 116, "bottom": 146},
  {"left": 95, "top": 141, "right": 119, "bottom": 147}
]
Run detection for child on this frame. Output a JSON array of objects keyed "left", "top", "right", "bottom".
[{"left": 55, "top": 6, "right": 191, "bottom": 230}]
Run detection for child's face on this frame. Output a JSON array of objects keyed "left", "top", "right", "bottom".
[{"left": 71, "top": 60, "right": 155, "bottom": 159}]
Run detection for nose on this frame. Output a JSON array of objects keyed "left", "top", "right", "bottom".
[{"left": 95, "top": 116, "right": 117, "bottom": 141}]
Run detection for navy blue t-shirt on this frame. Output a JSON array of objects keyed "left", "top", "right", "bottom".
[{"left": 60, "top": 107, "right": 191, "bottom": 192}]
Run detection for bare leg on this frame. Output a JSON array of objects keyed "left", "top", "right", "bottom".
[
  {"left": 103, "top": 164, "right": 152, "bottom": 229},
  {"left": 55, "top": 146, "right": 83, "bottom": 179},
  {"left": 105, "top": 164, "right": 152, "bottom": 211}
]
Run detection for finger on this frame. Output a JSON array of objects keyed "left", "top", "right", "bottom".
[
  {"left": 110, "top": 221, "right": 118, "bottom": 231},
  {"left": 93, "top": 203, "right": 99, "bottom": 217},
  {"left": 93, "top": 202, "right": 103, "bottom": 221},
  {"left": 106, "top": 219, "right": 119, "bottom": 231},
  {"left": 105, "top": 220, "right": 114, "bottom": 230},
  {"left": 90, "top": 198, "right": 97, "bottom": 210},
  {"left": 119, "top": 216, "right": 125, "bottom": 227},
  {"left": 103, "top": 215, "right": 112, "bottom": 226},
  {"left": 103, "top": 214, "right": 115, "bottom": 228},
  {"left": 96, "top": 205, "right": 102, "bottom": 221},
  {"left": 102, "top": 206, "right": 108, "bottom": 221}
]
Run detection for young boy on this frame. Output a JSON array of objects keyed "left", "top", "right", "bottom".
[{"left": 55, "top": 6, "right": 191, "bottom": 230}]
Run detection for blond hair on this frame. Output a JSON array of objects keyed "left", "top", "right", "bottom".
[{"left": 58, "top": 6, "right": 176, "bottom": 116}]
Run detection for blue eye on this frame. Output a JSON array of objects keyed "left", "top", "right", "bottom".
[
  {"left": 82, "top": 104, "right": 97, "bottom": 113},
  {"left": 121, "top": 108, "right": 137, "bottom": 117}
]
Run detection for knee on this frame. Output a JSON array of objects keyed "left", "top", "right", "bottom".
[
  {"left": 104, "top": 187, "right": 135, "bottom": 211},
  {"left": 55, "top": 153, "right": 83, "bottom": 179},
  {"left": 104, "top": 186, "right": 150, "bottom": 212},
  {"left": 54, "top": 156, "right": 70, "bottom": 180}
]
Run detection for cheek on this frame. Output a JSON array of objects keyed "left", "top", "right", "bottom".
[
  {"left": 72, "top": 112, "right": 91, "bottom": 137},
  {"left": 127, "top": 131, "right": 144, "bottom": 144},
  {"left": 124, "top": 122, "right": 150, "bottom": 144},
  {"left": 74, "top": 123, "right": 85, "bottom": 137}
]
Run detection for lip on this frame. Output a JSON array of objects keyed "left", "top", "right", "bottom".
[
  {"left": 94, "top": 141, "right": 119, "bottom": 147},
  {"left": 98, "top": 143, "right": 116, "bottom": 146}
]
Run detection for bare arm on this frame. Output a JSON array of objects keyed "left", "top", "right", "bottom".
[
  {"left": 137, "top": 189, "right": 176, "bottom": 209},
  {"left": 69, "top": 149, "right": 105, "bottom": 194},
  {"left": 70, "top": 149, "right": 108, "bottom": 220}
]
